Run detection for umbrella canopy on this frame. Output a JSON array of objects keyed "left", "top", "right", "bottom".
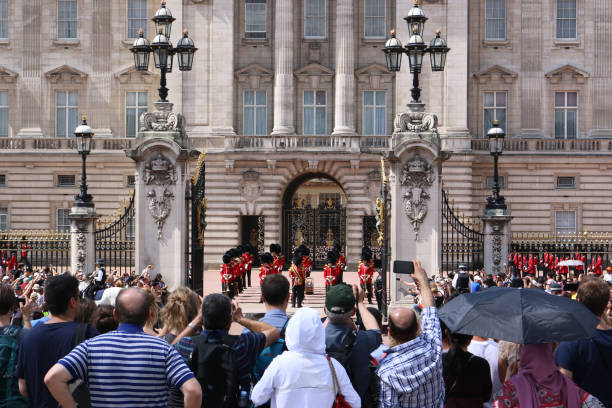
[
  {"left": 438, "top": 287, "right": 599, "bottom": 344},
  {"left": 558, "top": 259, "right": 584, "bottom": 267}
]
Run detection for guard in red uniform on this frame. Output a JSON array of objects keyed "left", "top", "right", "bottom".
[
  {"left": 298, "top": 245, "right": 312, "bottom": 277},
  {"left": 243, "top": 244, "right": 254, "bottom": 287},
  {"left": 258, "top": 252, "right": 274, "bottom": 303},
  {"left": 20, "top": 237, "right": 32, "bottom": 269},
  {"left": 358, "top": 247, "right": 375, "bottom": 304},
  {"left": 289, "top": 251, "right": 306, "bottom": 308},
  {"left": 271, "top": 244, "right": 285, "bottom": 274},
  {"left": 594, "top": 255, "right": 602, "bottom": 275},
  {"left": 220, "top": 252, "right": 235, "bottom": 299},
  {"left": 333, "top": 243, "right": 346, "bottom": 284},
  {"left": 324, "top": 251, "right": 340, "bottom": 293}
]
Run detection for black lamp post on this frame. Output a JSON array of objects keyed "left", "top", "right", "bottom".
[
  {"left": 74, "top": 115, "right": 94, "bottom": 207},
  {"left": 130, "top": 1, "right": 197, "bottom": 102},
  {"left": 485, "top": 120, "right": 507, "bottom": 211},
  {"left": 382, "top": 0, "right": 450, "bottom": 102}
]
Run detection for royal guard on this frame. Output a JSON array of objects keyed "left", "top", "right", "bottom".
[
  {"left": 527, "top": 255, "right": 535, "bottom": 275},
  {"left": 298, "top": 245, "right": 312, "bottom": 277},
  {"left": 230, "top": 248, "right": 243, "bottom": 294},
  {"left": 6, "top": 250, "right": 17, "bottom": 272},
  {"left": 533, "top": 255, "right": 539, "bottom": 274},
  {"left": 594, "top": 255, "right": 602, "bottom": 275},
  {"left": 561, "top": 256, "right": 570, "bottom": 275},
  {"left": 324, "top": 251, "right": 340, "bottom": 293},
  {"left": 20, "top": 237, "right": 32, "bottom": 269},
  {"left": 289, "top": 250, "right": 306, "bottom": 308},
  {"left": 334, "top": 243, "right": 347, "bottom": 284},
  {"left": 358, "top": 247, "right": 375, "bottom": 304},
  {"left": 258, "top": 252, "right": 274, "bottom": 303},
  {"left": 243, "top": 244, "right": 254, "bottom": 287},
  {"left": 220, "top": 252, "right": 235, "bottom": 299},
  {"left": 270, "top": 244, "right": 285, "bottom": 274}
]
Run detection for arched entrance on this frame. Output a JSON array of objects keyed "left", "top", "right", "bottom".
[{"left": 282, "top": 173, "right": 347, "bottom": 270}]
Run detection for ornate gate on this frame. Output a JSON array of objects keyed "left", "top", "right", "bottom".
[
  {"left": 440, "top": 189, "right": 484, "bottom": 272},
  {"left": 95, "top": 193, "right": 136, "bottom": 273},
  {"left": 283, "top": 203, "right": 346, "bottom": 270},
  {"left": 190, "top": 152, "right": 207, "bottom": 295}
]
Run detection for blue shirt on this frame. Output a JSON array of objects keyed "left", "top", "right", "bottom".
[
  {"left": 30, "top": 315, "right": 50, "bottom": 327},
  {"left": 16, "top": 321, "right": 98, "bottom": 408},
  {"left": 242, "top": 308, "right": 289, "bottom": 333},
  {"left": 59, "top": 323, "right": 194, "bottom": 408},
  {"left": 471, "top": 282, "right": 482, "bottom": 293}
]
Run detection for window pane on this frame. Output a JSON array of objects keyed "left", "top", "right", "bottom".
[
  {"left": 496, "top": 109, "right": 507, "bottom": 132},
  {"left": 305, "top": 0, "right": 325, "bottom": 38},
  {"left": 315, "top": 107, "right": 326, "bottom": 135},
  {"left": 316, "top": 91, "right": 326, "bottom": 105},
  {"left": 304, "top": 90, "right": 314, "bottom": 106},
  {"left": 376, "top": 91, "right": 386, "bottom": 106},
  {"left": 365, "top": 0, "right": 385, "bottom": 38},
  {"left": 0, "top": 107, "right": 8, "bottom": 137},
  {"left": 56, "top": 91, "right": 66, "bottom": 106},
  {"left": 555, "top": 92, "right": 565, "bottom": 107},
  {"left": 496, "top": 92, "right": 507, "bottom": 107},
  {"left": 303, "top": 107, "right": 314, "bottom": 134},
  {"left": 375, "top": 107, "right": 386, "bottom": 135},
  {"left": 126, "top": 92, "right": 136, "bottom": 106},
  {"left": 68, "top": 108, "right": 78, "bottom": 134},
  {"left": 0, "top": 0, "right": 8, "bottom": 39},
  {"left": 138, "top": 91, "right": 147, "bottom": 106},
  {"left": 566, "top": 109, "right": 577, "bottom": 139},
  {"left": 244, "top": 90, "right": 254, "bottom": 106},
  {"left": 484, "top": 92, "right": 494, "bottom": 107},
  {"left": 69, "top": 91, "right": 78, "bottom": 106},
  {"left": 566, "top": 92, "right": 577, "bottom": 107},
  {"left": 554, "top": 110, "right": 565, "bottom": 139},
  {"left": 363, "top": 106, "right": 374, "bottom": 135},
  {"left": 246, "top": 2, "right": 266, "bottom": 35},
  {"left": 484, "top": 109, "right": 494, "bottom": 134},
  {"left": 126, "top": 109, "right": 136, "bottom": 138},
  {"left": 256, "top": 91, "right": 266, "bottom": 105},
  {"left": 56, "top": 108, "right": 66, "bottom": 137},
  {"left": 243, "top": 106, "right": 254, "bottom": 135},
  {"left": 255, "top": 107, "right": 267, "bottom": 135},
  {"left": 0, "top": 91, "right": 7, "bottom": 106},
  {"left": 364, "top": 91, "right": 373, "bottom": 106}
]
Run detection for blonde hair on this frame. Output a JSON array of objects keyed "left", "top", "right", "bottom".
[
  {"left": 160, "top": 287, "right": 199, "bottom": 333},
  {"left": 144, "top": 290, "right": 159, "bottom": 328}
]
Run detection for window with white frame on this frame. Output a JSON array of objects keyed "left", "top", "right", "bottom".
[
  {"left": 57, "top": 0, "right": 77, "bottom": 40},
  {"left": 57, "top": 209, "right": 71, "bottom": 233},
  {"left": 0, "top": 91, "right": 7, "bottom": 137},
  {"left": 363, "top": 91, "right": 386, "bottom": 135},
  {"left": 365, "top": 0, "right": 386, "bottom": 39},
  {"left": 245, "top": 0, "right": 266, "bottom": 39},
  {"left": 127, "top": 0, "right": 147, "bottom": 39},
  {"left": 485, "top": 0, "right": 506, "bottom": 40},
  {"left": 56, "top": 91, "right": 78, "bottom": 138},
  {"left": 484, "top": 91, "right": 507, "bottom": 136},
  {"left": 0, "top": 207, "right": 7, "bottom": 231},
  {"left": 555, "top": 210, "right": 576, "bottom": 236},
  {"left": 554, "top": 92, "right": 577, "bottom": 139},
  {"left": 126, "top": 92, "right": 148, "bottom": 138},
  {"left": 303, "top": 90, "right": 326, "bottom": 135},
  {"left": 243, "top": 90, "right": 267, "bottom": 135},
  {"left": 556, "top": 0, "right": 577, "bottom": 40},
  {"left": 0, "top": 0, "right": 8, "bottom": 40},
  {"left": 304, "top": 0, "right": 326, "bottom": 39}
]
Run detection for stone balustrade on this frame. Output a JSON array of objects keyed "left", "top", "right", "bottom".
[
  {"left": 0, "top": 137, "right": 135, "bottom": 151},
  {"left": 223, "top": 134, "right": 389, "bottom": 152},
  {"left": 470, "top": 137, "right": 612, "bottom": 154}
]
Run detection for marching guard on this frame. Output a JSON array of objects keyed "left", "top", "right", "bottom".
[
  {"left": 289, "top": 250, "right": 306, "bottom": 308},
  {"left": 258, "top": 252, "right": 274, "bottom": 303},
  {"left": 220, "top": 252, "right": 235, "bottom": 299},
  {"left": 324, "top": 251, "right": 340, "bottom": 293},
  {"left": 358, "top": 247, "right": 375, "bottom": 304}
]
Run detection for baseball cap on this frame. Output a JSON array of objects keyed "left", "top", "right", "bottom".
[
  {"left": 32, "top": 284, "right": 41, "bottom": 291},
  {"left": 2, "top": 276, "right": 9, "bottom": 281},
  {"left": 325, "top": 284, "right": 355, "bottom": 314},
  {"left": 474, "top": 276, "right": 482, "bottom": 282}
]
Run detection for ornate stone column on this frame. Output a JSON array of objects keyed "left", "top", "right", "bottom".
[
  {"left": 389, "top": 103, "right": 450, "bottom": 308},
  {"left": 332, "top": 0, "right": 356, "bottom": 135},
  {"left": 271, "top": 0, "right": 295, "bottom": 135},
  {"left": 69, "top": 207, "right": 98, "bottom": 275},
  {"left": 481, "top": 214, "right": 513, "bottom": 276},
  {"left": 126, "top": 101, "right": 197, "bottom": 290}
]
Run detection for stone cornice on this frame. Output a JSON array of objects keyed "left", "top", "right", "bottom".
[
  {"left": 0, "top": 65, "right": 18, "bottom": 84},
  {"left": 473, "top": 65, "right": 518, "bottom": 84},
  {"left": 545, "top": 64, "right": 590, "bottom": 84},
  {"left": 44, "top": 65, "right": 88, "bottom": 84},
  {"left": 114, "top": 65, "right": 156, "bottom": 84},
  {"left": 234, "top": 63, "right": 274, "bottom": 88}
]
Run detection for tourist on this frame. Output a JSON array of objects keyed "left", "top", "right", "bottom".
[
  {"left": 377, "top": 260, "right": 444, "bottom": 408},
  {"left": 159, "top": 287, "right": 200, "bottom": 344},
  {"left": 89, "top": 304, "right": 117, "bottom": 334},
  {"left": 44, "top": 287, "right": 202, "bottom": 408},
  {"left": 142, "top": 289, "right": 160, "bottom": 335},
  {"left": 467, "top": 336, "right": 502, "bottom": 408},
  {"left": 256, "top": 274, "right": 290, "bottom": 331},
  {"left": 251, "top": 307, "right": 361, "bottom": 408}
]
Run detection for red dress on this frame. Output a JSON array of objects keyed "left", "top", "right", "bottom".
[
  {"left": 358, "top": 260, "right": 374, "bottom": 285},
  {"left": 324, "top": 264, "right": 340, "bottom": 286}
]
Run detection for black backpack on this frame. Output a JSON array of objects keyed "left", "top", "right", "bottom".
[
  {"left": 326, "top": 331, "right": 357, "bottom": 377},
  {"left": 190, "top": 333, "right": 240, "bottom": 408},
  {"left": 456, "top": 273, "right": 471, "bottom": 294}
]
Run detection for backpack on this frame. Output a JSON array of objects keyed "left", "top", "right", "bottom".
[
  {"left": 326, "top": 331, "right": 357, "bottom": 377},
  {"left": 0, "top": 326, "right": 27, "bottom": 407},
  {"left": 191, "top": 333, "right": 240, "bottom": 408},
  {"left": 253, "top": 321, "right": 288, "bottom": 381},
  {"left": 456, "top": 273, "right": 470, "bottom": 294}
]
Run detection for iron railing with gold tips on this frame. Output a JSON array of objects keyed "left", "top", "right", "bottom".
[
  {"left": 0, "top": 229, "right": 71, "bottom": 272},
  {"left": 95, "top": 192, "right": 136, "bottom": 274}
]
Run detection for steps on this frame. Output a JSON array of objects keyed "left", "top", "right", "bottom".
[{"left": 234, "top": 282, "right": 328, "bottom": 315}]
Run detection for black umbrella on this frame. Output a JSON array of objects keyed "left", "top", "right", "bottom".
[{"left": 438, "top": 287, "right": 599, "bottom": 344}]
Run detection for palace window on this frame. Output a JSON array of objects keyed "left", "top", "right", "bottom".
[
  {"left": 126, "top": 92, "right": 148, "bottom": 138},
  {"left": 363, "top": 91, "right": 386, "bottom": 135},
  {"left": 57, "top": 0, "right": 78, "bottom": 40},
  {"left": 0, "top": 0, "right": 8, "bottom": 40},
  {"left": 0, "top": 91, "right": 7, "bottom": 137},
  {"left": 554, "top": 91, "right": 577, "bottom": 139},
  {"left": 56, "top": 91, "right": 78, "bottom": 138},
  {"left": 555, "top": 210, "right": 576, "bottom": 236},
  {"left": 556, "top": 0, "right": 577, "bottom": 40},
  {"left": 128, "top": 0, "right": 147, "bottom": 39},
  {"left": 556, "top": 176, "right": 575, "bottom": 189},
  {"left": 57, "top": 209, "right": 71, "bottom": 233},
  {"left": 484, "top": 91, "right": 506, "bottom": 135},
  {"left": 365, "top": 0, "right": 386, "bottom": 39},
  {"left": 245, "top": 0, "right": 266, "bottom": 39},
  {"left": 0, "top": 174, "right": 5, "bottom": 187},
  {"left": 304, "top": 0, "right": 326, "bottom": 39},
  {"left": 303, "top": 90, "right": 326, "bottom": 135},
  {"left": 57, "top": 175, "right": 76, "bottom": 187},
  {"left": 243, "top": 90, "right": 267, "bottom": 135},
  {"left": 0, "top": 208, "right": 7, "bottom": 231},
  {"left": 485, "top": 0, "right": 506, "bottom": 40}
]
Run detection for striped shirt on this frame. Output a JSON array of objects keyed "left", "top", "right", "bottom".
[{"left": 59, "top": 323, "right": 194, "bottom": 408}]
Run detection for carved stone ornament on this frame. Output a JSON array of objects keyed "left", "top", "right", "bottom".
[
  {"left": 491, "top": 222, "right": 504, "bottom": 275},
  {"left": 144, "top": 153, "right": 177, "bottom": 240},
  {"left": 140, "top": 101, "right": 186, "bottom": 133},
  {"left": 394, "top": 111, "right": 438, "bottom": 133},
  {"left": 239, "top": 170, "right": 263, "bottom": 202},
  {"left": 74, "top": 221, "right": 88, "bottom": 272},
  {"left": 400, "top": 155, "right": 435, "bottom": 239}
]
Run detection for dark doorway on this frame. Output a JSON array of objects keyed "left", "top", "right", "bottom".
[{"left": 241, "top": 215, "right": 265, "bottom": 266}]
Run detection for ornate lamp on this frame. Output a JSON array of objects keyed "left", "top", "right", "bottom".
[
  {"left": 429, "top": 29, "right": 450, "bottom": 72},
  {"left": 74, "top": 115, "right": 94, "bottom": 207},
  {"left": 486, "top": 120, "right": 507, "bottom": 211},
  {"left": 382, "top": 30, "right": 403, "bottom": 72},
  {"left": 404, "top": 0, "right": 428, "bottom": 36},
  {"left": 130, "top": 29, "right": 151, "bottom": 71},
  {"left": 152, "top": 0, "right": 175, "bottom": 39},
  {"left": 406, "top": 25, "right": 427, "bottom": 73},
  {"left": 176, "top": 30, "right": 198, "bottom": 71},
  {"left": 151, "top": 27, "right": 172, "bottom": 70}
]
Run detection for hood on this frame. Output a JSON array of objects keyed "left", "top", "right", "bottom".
[{"left": 285, "top": 307, "right": 326, "bottom": 355}]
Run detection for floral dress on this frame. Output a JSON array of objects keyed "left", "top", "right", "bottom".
[{"left": 493, "top": 380, "right": 605, "bottom": 408}]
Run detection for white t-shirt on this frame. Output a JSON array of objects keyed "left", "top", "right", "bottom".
[{"left": 467, "top": 339, "right": 502, "bottom": 408}]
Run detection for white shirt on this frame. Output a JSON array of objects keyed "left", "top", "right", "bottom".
[
  {"left": 251, "top": 308, "right": 360, "bottom": 408},
  {"left": 467, "top": 339, "right": 502, "bottom": 408}
]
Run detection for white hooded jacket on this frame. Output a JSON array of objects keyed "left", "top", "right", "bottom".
[{"left": 251, "top": 307, "right": 361, "bottom": 408}]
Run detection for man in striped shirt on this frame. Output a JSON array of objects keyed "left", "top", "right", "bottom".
[{"left": 44, "top": 287, "right": 202, "bottom": 408}]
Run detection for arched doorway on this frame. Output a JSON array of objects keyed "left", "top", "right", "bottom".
[{"left": 282, "top": 173, "right": 347, "bottom": 270}]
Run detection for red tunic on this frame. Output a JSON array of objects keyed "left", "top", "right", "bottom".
[
  {"left": 595, "top": 255, "right": 602, "bottom": 275},
  {"left": 231, "top": 258, "right": 241, "bottom": 281},
  {"left": 302, "top": 256, "right": 312, "bottom": 275},
  {"left": 337, "top": 255, "right": 346, "bottom": 270},
  {"left": 272, "top": 255, "right": 285, "bottom": 274},
  {"left": 289, "top": 264, "right": 306, "bottom": 286},
  {"left": 358, "top": 260, "right": 374, "bottom": 284},
  {"left": 259, "top": 264, "right": 272, "bottom": 285},
  {"left": 220, "top": 264, "right": 233, "bottom": 284},
  {"left": 324, "top": 264, "right": 340, "bottom": 286}
]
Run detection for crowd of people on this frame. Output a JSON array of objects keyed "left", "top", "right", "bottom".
[{"left": 0, "top": 250, "right": 611, "bottom": 408}]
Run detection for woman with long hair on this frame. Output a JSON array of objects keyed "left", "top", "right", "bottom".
[{"left": 159, "top": 287, "right": 199, "bottom": 344}]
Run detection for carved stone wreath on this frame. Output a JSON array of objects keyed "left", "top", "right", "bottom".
[
  {"left": 394, "top": 111, "right": 438, "bottom": 133},
  {"left": 74, "top": 221, "right": 88, "bottom": 272},
  {"left": 400, "top": 155, "right": 435, "bottom": 239},
  {"left": 144, "top": 153, "right": 177, "bottom": 240}
]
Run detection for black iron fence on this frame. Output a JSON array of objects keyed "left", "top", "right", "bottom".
[
  {"left": 0, "top": 230, "right": 71, "bottom": 272},
  {"left": 95, "top": 193, "right": 136, "bottom": 274}
]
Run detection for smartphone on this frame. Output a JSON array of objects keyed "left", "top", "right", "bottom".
[{"left": 393, "top": 260, "right": 415, "bottom": 275}]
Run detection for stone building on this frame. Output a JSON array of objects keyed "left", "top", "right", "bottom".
[{"left": 0, "top": 0, "right": 611, "bottom": 269}]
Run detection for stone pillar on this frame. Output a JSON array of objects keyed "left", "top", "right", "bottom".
[
  {"left": 271, "top": 0, "right": 295, "bottom": 135},
  {"left": 69, "top": 207, "right": 98, "bottom": 275},
  {"left": 210, "top": 0, "right": 235, "bottom": 135},
  {"left": 88, "top": 0, "right": 113, "bottom": 137},
  {"left": 481, "top": 213, "right": 513, "bottom": 276},
  {"left": 18, "top": 0, "right": 43, "bottom": 137},
  {"left": 388, "top": 104, "right": 450, "bottom": 308},
  {"left": 126, "top": 101, "right": 196, "bottom": 291},
  {"left": 332, "top": 0, "right": 356, "bottom": 135}
]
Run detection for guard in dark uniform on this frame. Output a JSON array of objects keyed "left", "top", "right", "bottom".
[{"left": 84, "top": 259, "right": 106, "bottom": 299}]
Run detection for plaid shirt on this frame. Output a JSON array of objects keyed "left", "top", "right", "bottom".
[{"left": 377, "top": 307, "right": 445, "bottom": 408}]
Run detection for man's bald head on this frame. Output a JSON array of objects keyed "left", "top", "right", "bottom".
[
  {"left": 388, "top": 307, "right": 419, "bottom": 345},
  {"left": 115, "top": 287, "right": 149, "bottom": 326}
]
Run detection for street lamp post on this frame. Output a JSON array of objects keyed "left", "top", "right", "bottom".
[
  {"left": 382, "top": 0, "right": 450, "bottom": 102},
  {"left": 74, "top": 115, "right": 94, "bottom": 208},
  {"left": 130, "top": 1, "right": 197, "bottom": 102},
  {"left": 485, "top": 120, "right": 507, "bottom": 212}
]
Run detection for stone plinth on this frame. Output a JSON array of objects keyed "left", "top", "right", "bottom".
[
  {"left": 481, "top": 212, "right": 513, "bottom": 276},
  {"left": 69, "top": 206, "right": 99, "bottom": 275},
  {"left": 389, "top": 104, "right": 450, "bottom": 308}
]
